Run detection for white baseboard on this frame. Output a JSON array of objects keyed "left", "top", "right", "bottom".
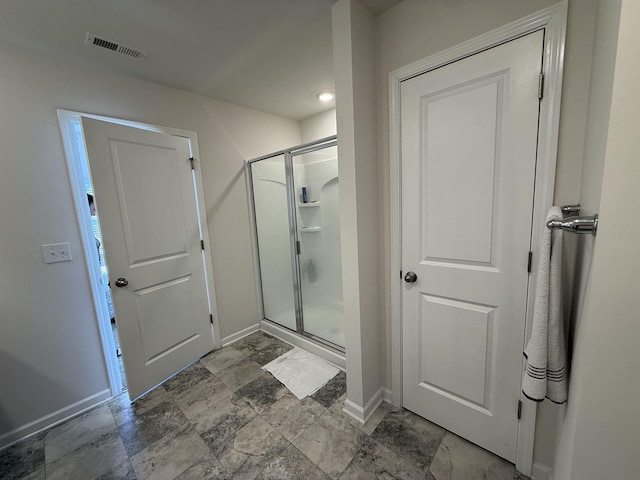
[
  {"left": 343, "top": 388, "right": 384, "bottom": 424},
  {"left": 0, "top": 389, "right": 111, "bottom": 450},
  {"left": 221, "top": 323, "right": 260, "bottom": 347},
  {"left": 260, "top": 320, "right": 346, "bottom": 370},
  {"left": 381, "top": 387, "right": 393, "bottom": 404},
  {"left": 531, "top": 463, "right": 553, "bottom": 480}
]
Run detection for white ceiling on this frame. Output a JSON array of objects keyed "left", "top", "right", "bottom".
[{"left": 0, "top": 0, "right": 402, "bottom": 121}]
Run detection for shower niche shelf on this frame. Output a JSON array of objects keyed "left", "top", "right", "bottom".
[
  {"left": 299, "top": 226, "right": 322, "bottom": 232},
  {"left": 297, "top": 201, "right": 320, "bottom": 208}
]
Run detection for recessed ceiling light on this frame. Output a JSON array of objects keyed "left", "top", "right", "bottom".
[{"left": 316, "top": 91, "right": 335, "bottom": 102}]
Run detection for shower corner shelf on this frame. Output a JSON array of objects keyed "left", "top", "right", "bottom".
[
  {"left": 297, "top": 201, "right": 320, "bottom": 208},
  {"left": 299, "top": 226, "right": 322, "bottom": 232}
]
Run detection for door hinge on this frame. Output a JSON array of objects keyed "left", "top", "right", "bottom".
[
  {"left": 527, "top": 251, "right": 533, "bottom": 273},
  {"left": 538, "top": 72, "right": 545, "bottom": 100},
  {"left": 189, "top": 157, "right": 195, "bottom": 170},
  {"left": 517, "top": 399, "right": 523, "bottom": 420},
  {"left": 201, "top": 240, "right": 205, "bottom": 251},
  {"left": 296, "top": 241, "right": 301, "bottom": 255},
  {"left": 209, "top": 313, "right": 213, "bottom": 325}
]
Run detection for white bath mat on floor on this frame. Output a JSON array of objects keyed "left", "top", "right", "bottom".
[{"left": 262, "top": 347, "right": 339, "bottom": 399}]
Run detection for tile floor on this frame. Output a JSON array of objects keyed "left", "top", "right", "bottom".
[{"left": 1, "top": 332, "right": 528, "bottom": 480}]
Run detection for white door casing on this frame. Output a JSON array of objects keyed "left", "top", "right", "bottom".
[
  {"left": 82, "top": 118, "right": 214, "bottom": 399},
  {"left": 401, "top": 31, "right": 544, "bottom": 461}
]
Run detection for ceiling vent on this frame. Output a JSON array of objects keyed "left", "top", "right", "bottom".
[{"left": 85, "top": 33, "right": 147, "bottom": 60}]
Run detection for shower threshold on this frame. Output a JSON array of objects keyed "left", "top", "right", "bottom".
[{"left": 260, "top": 319, "right": 346, "bottom": 371}]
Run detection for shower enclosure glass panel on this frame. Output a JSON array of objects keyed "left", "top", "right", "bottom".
[
  {"left": 249, "top": 137, "right": 344, "bottom": 351},
  {"left": 292, "top": 146, "right": 344, "bottom": 347},
  {"left": 250, "top": 155, "right": 296, "bottom": 331}
]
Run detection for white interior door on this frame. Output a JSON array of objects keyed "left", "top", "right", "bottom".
[
  {"left": 401, "top": 31, "right": 544, "bottom": 461},
  {"left": 82, "top": 118, "right": 214, "bottom": 399}
]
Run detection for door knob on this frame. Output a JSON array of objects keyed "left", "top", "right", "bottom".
[
  {"left": 114, "top": 277, "right": 129, "bottom": 287},
  {"left": 404, "top": 271, "right": 418, "bottom": 283}
]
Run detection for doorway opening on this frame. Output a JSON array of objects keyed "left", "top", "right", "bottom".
[
  {"left": 59, "top": 109, "right": 222, "bottom": 400},
  {"left": 388, "top": 4, "right": 566, "bottom": 475},
  {"left": 72, "top": 119, "right": 127, "bottom": 393}
]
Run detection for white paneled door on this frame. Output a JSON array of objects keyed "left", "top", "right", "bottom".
[
  {"left": 82, "top": 118, "right": 214, "bottom": 399},
  {"left": 401, "top": 31, "right": 544, "bottom": 461}
]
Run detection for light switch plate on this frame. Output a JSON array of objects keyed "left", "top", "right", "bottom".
[{"left": 42, "top": 242, "right": 72, "bottom": 263}]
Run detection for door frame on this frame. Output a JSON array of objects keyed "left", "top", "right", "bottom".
[
  {"left": 57, "top": 109, "right": 222, "bottom": 398},
  {"left": 388, "top": 3, "right": 567, "bottom": 474}
]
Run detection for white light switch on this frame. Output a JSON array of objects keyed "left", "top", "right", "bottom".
[{"left": 42, "top": 242, "right": 72, "bottom": 264}]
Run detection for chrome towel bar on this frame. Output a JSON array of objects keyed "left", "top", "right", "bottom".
[{"left": 547, "top": 204, "right": 598, "bottom": 236}]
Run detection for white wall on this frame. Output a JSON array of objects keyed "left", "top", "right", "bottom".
[
  {"left": 333, "top": 0, "right": 382, "bottom": 413},
  {"left": 550, "top": 1, "right": 621, "bottom": 476},
  {"left": 568, "top": 0, "right": 620, "bottom": 348},
  {"left": 300, "top": 109, "right": 337, "bottom": 143},
  {"left": 553, "top": 1, "right": 638, "bottom": 478},
  {"left": 0, "top": 41, "right": 300, "bottom": 444}
]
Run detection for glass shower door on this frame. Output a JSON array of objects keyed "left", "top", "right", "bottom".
[
  {"left": 250, "top": 155, "right": 297, "bottom": 331},
  {"left": 292, "top": 145, "right": 344, "bottom": 348}
]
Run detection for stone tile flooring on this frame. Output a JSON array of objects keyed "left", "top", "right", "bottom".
[{"left": 1, "top": 332, "right": 527, "bottom": 480}]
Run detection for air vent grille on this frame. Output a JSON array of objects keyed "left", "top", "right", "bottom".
[{"left": 85, "top": 33, "right": 147, "bottom": 61}]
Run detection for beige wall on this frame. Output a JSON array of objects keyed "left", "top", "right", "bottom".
[
  {"left": 333, "top": 0, "right": 382, "bottom": 410},
  {"left": 374, "top": 0, "right": 605, "bottom": 472},
  {"left": 300, "top": 109, "right": 337, "bottom": 143},
  {"left": 0, "top": 41, "right": 300, "bottom": 443},
  {"left": 554, "top": 1, "right": 636, "bottom": 478}
]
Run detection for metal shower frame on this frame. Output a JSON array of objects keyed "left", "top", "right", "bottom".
[{"left": 246, "top": 135, "right": 342, "bottom": 352}]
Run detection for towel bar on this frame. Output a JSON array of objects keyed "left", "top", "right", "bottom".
[
  {"left": 561, "top": 204, "right": 581, "bottom": 216},
  {"left": 547, "top": 214, "right": 598, "bottom": 236}
]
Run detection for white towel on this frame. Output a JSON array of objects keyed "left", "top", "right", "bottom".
[{"left": 522, "top": 206, "right": 568, "bottom": 404}]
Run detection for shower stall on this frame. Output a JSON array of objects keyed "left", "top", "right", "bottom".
[{"left": 248, "top": 136, "right": 344, "bottom": 351}]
